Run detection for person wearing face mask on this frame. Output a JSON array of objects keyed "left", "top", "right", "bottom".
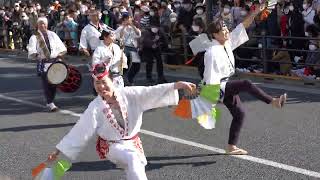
[
  {"left": 305, "top": 41, "right": 320, "bottom": 77},
  {"left": 302, "top": 0, "right": 315, "bottom": 29},
  {"left": 172, "top": 0, "right": 182, "bottom": 13},
  {"left": 101, "top": 0, "right": 118, "bottom": 29},
  {"left": 295, "top": 25, "right": 320, "bottom": 77},
  {"left": 193, "top": 3, "right": 206, "bottom": 24},
  {"left": 140, "top": 19, "right": 168, "bottom": 84},
  {"left": 149, "top": 6, "right": 160, "bottom": 30},
  {"left": 168, "top": 12, "right": 179, "bottom": 34},
  {"left": 160, "top": 0, "right": 172, "bottom": 33},
  {"left": 177, "top": 0, "right": 195, "bottom": 33},
  {"left": 201, "top": 4, "right": 287, "bottom": 155},
  {"left": 21, "top": 12, "right": 31, "bottom": 51},
  {"left": 190, "top": 17, "right": 205, "bottom": 35},
  {"left": 187, "top": 17, "right": 206, "bottom": 73},
  {"left": 220, "top": 4, "right": 234, "bottom": 30}
]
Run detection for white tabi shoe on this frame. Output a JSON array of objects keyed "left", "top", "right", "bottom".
[{"left": 46, "top": 103, "right": 58, "bottom": 112}]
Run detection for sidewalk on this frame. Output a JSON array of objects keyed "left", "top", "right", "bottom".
[{"left": 2, "top": 48, "right": 320, "bottom": 89}]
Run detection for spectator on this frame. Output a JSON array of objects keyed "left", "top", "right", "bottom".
[
  {"left": 305, "top": 24, "right": 320, "bottom": 49},
  {"left": 101, "top": 0, "right": 118, "bottom": 29},
  {"left": 11, "top": 3, "right": 21, "bottom": 24},
  {"left": 305, "top": 42, "right": 320, "bottom": 77},
  {"left": 133, "top": 5, "right": 143, "bottom": 26},
  {"left": 193, "top": 3, "right": 206, "bottom": 25},
  {"left": 280, "top": 3, "right": 290, "bottom": 37},
  {"left": 64, "top": 8, "right": 79, "bottom": 51},
  {"left": 160, "top": 0, "right": 172, "bottom": 33},
  {"left": 150, "top": 6, "right": 160, "bottom": 29},
  {"left": 140, "top": 18, "right": 168, "bottom": 83},
  {"left": 231, "top": 0, "right": 242, "bottom": 28},
  {"left": 177, "top": 0, "right": 195, "bottom": 33},
  {"left": 302, "top": 0, "right": 315, "bottom": 29},
  {"left": 21, "top": 11, "right": 31, "bottom": 51},
  {"left": 79, "top": 9, "right": 113, "bottom": 56},
  {"left": 292, "top": 25, "right": 320, "bottom": 77},
  {"left": 172, "top": 0, "right": 182, "bottom": 14},
  {"left": 288, "top": 3, "right": 306, "bottom": 60},
  {"left": 271, "top": 42, "right": 292, "bottom": 75},
  {"left": 140, "top": 5, "right": 151, "bottom": 28},
  {"left": 27, "top": 4, "right": 38, "bottom": 33},
  {"left": 115, "top": 13, "right": 141, "bottom": 84},
  {"left": 121, "top": 0, "right": 133, "bottom": 16},
  {"left": 168, "top": 12, "right": 179, "bottom": 34},
  {"left": 220, "top": 4, "right": 234, "bottom": 30},
  {"left": 0, "top": 8, "right": 8, "bottom": 48},
  {"left": 190, "top": 17, "right": 206, "bottom": 36},
  {"left": 313, "top": 6, "right": 320, "bottom": 28}
]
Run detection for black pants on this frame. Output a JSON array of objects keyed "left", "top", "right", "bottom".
[
  {"left": 40, "top": 73, "right": 56, "bottom": 104},
  {"left": 223, "top": 80, "right": 273, "bottom": 145},
  {"left": 128, "top": 63, "right": 141, "bottom": 83},
  {"left": 124, "top": 46, "right": 141, "bottom": 84},
  {"left": 143, "top": 48, "right": 164, "bottom": 79}
]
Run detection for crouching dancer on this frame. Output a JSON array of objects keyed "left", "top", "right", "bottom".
[{"left": 47, "top": 68, "right": 196, "bottom": 180}]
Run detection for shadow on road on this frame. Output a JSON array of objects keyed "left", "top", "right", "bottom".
[
  {"left": 69, "top": 154, "right": 219, "bottom": 172},
  {"left": 0, "top": 122, "right": 75, "bottom": 132}
]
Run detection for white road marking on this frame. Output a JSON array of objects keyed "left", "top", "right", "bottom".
[{"left": 0, "top": 95, "right": 320, "bottom": 178}]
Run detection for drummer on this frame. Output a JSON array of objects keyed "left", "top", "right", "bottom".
[
  {"left": 92, "top": 30, "right": 127, "bottom": 88},
  {"left": 27, "top": 17, "right": 67, "bottom": 112}
]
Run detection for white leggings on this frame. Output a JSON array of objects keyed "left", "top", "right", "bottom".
[{"left": 107, "top": 142, "right": 147, "bottom": 180}]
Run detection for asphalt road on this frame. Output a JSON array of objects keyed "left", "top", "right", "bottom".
[{"left": 0, "top": 54, "right": 320, "bottom": 180}]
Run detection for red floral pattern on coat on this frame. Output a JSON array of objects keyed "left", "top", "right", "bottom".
[
  {"left": 133, "top": 136, "right": 144, "bottom": 155},
  {"left": 96, "top": 93, "right": 131, "bottom": 159},
  {"left": 96, "top": 136, "right": 110, "bottom": 159}
]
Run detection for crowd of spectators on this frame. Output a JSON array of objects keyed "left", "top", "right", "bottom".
[{"left": 0, "top": 0, "right": 319, "bottom": 78}]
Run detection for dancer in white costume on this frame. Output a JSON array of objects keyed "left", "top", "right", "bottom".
[
  {"left": 92, "top": 30, "right": 127, "bottom": 88},
  {"left": 203, "top": 4, "right": 287, "bottom": 155},
  {"left": 47, "top": 70, "right": 196, "bottom": 180}
]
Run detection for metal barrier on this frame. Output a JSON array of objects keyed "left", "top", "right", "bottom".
[{"left": 165, "top": 33, "right": 320, "bottom": 73}]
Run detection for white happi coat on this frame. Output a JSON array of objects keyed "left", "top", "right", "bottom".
[
  {"left": 79, "top": 22, "right": 113, "bottom": 51},
  {"left": 27, "top": 30, "right": 67, "bottom": 60},
  {"left": 92, "top": 43, "right": 126, "bottom": 88},
  {"left": 56, "top": 83, "right": 179, "bottom": 165},
  {"left": 203, "top": 23, "right": 249, "bottom": 96},
  {"left": 92, "top": 43, "right": 123, "bottom": 71}
]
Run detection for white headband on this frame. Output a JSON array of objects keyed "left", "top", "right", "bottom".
[{"left": 37, "top": 17, "right": 48, "bottom": 25}]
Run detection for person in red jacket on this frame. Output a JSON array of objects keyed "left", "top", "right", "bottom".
[{"left": 280, "top": 3, "right": 290, "bottom": 37}]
